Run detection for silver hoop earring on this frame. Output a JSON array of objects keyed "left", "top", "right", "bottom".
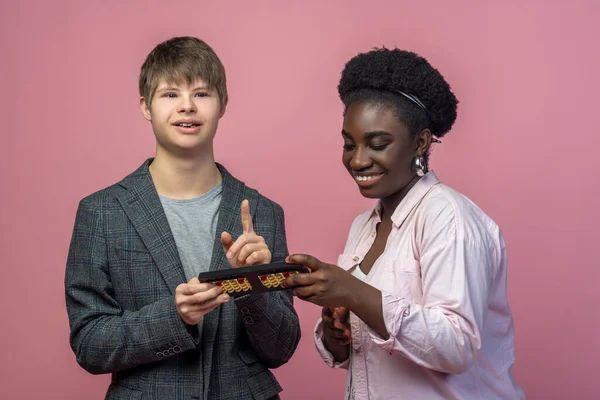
[{"left": 413, "top": 156, "right": 426, "bottom": 177}]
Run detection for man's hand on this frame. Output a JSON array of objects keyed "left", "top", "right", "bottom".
[
  {"left": 175, "top": 277, "right": 230, "bottom": 325},
  {"left": 221, "top": 199, "right": 272, "bottom": 268}
]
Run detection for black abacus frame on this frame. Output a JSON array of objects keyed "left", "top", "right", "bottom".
[{"left": 197, "top": 262, "right": 309, "bottom": 297}]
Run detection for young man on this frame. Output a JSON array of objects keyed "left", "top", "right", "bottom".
[{"left": 65, "top": 36, "right": 300, "bottom": 400}]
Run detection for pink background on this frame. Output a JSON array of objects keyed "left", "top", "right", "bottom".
[{"left": 2, "top": 0, "right": 599, "bottom": 399}]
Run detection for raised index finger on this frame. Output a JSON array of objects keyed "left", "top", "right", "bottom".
[{"left": 241, "top": 199, "right": 254, "bottom": 234}]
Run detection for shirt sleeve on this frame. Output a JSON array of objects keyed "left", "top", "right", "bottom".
[
  {"left": 312, "top": 213, "right": 366, "bottom": 370},
  {"left": 365, "top": 203, "right": 496, "bottom": 374}
]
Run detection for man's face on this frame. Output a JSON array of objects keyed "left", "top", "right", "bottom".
[{"left": 140, "top": 77, "right": 225, "bottom": 156}]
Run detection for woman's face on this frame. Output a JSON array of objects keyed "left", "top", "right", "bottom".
[{"left": 341, "top": 101, "right": 428, "bottom": 205}]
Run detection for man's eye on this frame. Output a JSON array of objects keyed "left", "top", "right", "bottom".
[{"left": 343, "top": 144, "right": 355, "bottom": 151}]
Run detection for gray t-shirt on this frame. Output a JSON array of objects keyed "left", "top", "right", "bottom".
[
  {"left": 159, "top": 181, "right": 223, "bottom": 281},
  {"left": 159, "top": 181, "right": 223, "bottom": 343}
]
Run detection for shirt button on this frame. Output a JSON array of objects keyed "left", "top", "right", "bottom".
[
  {"left": 371, "top": 231, "right": 376, "bottom": 237},
  {"left": 352, "top": 256, "right": 359, "bottom": 262}
]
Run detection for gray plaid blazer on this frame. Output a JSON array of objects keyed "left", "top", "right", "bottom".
[{"left": 65, "top": 159, "right": 301, "bottom": 399}]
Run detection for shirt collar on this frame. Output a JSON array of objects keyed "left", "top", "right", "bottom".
[{"left": 372, "top": 171, "right": 440, "bottom": 227}]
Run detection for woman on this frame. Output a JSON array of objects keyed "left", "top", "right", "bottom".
[{"left": 283, "top": 48, "right": 524, "bottom": 399}]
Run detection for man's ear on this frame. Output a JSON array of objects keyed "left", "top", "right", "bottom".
[
  {"left": 219, "top": 99, "right": 228, "bottom": 118},
  {"left": 140, "top": 97, "right": 151, "bottom": 121}
]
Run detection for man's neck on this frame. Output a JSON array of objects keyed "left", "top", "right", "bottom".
[{"left": 149, "top": 146, "right": 222, "bottom": 200}]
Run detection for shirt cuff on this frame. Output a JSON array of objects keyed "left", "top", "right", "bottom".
[
  {"left": 364, "top": 290, "right": 410, "bottom": 354},
  {"left": 314, "top": 318, "right": 350, "bottom": 369}
]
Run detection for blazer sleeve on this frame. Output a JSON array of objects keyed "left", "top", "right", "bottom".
[
  {"left": 65, "top": 198, "right": 199, "bottom": 374},
  {"left": 233, "top": 202, "right": 301, "bottom": 368}
]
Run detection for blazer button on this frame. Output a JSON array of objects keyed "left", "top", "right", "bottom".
[
  {"left": 162, "top": 350, "right": 170, "bottom": 357},
  {"left": 240, "top": 307, "right": 250, "bottom": 315},
  {"left": 173, "top": 346, "right": 182, "bottom": 353},
  {"left": 156, "top": 352, "right": 164, "bottom": 359},
  {"left": 244, "top": 316, "right": 254, "bottom": 324}
]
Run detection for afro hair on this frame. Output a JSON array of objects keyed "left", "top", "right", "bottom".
[{"left": 338, "top": 47, "right": 458, "bottom": 138}]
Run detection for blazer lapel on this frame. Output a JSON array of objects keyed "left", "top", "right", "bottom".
[
  {"left": 116, "top": 159, "right": 187, "bottom": 295},
  {"left": 201, "top": 163, "right": 259, "bottom": 396},
  {"left": 114, "top": 159, "right": 259, "bottom": 397}
]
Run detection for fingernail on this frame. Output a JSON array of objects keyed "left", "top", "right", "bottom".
[{"left": 227, "top": 252, "right": 232, "bottom": 258}]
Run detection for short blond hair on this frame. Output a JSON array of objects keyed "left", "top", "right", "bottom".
[{"left": 139, "top": 36, "right": 228, "bottom": 108}]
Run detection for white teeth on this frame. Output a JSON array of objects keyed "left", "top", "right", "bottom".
[
  {"left": 178, "top": 123, "right": 196, "bottom": 127},
  {"left": 356, "top": 175, "right": 379, "bottom": 182}
]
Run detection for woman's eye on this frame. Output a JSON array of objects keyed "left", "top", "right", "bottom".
[
  {"left": 343, "top": 144, "right": 355, "bottom": 151},
  {"left": 370, "top": 144, "right": 389, "bottom": 151},
  {"left": 164, "top": 93, "right": 177, "bottom": 98},
  {"left": 195, "top": 92, "right": 209, "bottom": 97}
]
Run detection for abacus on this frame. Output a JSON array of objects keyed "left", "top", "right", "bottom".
[{"left": 197, "top": 262, "right": 309, "bottom": 297}]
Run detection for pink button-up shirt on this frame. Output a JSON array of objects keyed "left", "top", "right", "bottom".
[{"left": 314, "top": 172, "right": 525, "bottom": 399}]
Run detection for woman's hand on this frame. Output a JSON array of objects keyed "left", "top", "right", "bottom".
[{"left": 282, "top": 254, "right": 361, "bottom": 309}]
